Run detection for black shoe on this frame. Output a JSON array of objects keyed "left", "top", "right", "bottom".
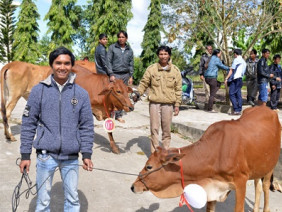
[{"left": 248, "top": 101, "right": 255, "bottom": 106}]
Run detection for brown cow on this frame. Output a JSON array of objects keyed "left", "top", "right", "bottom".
[
  {"left": 75, "top": 60, "right": 97, "bottom": 73},
  {"left": 131, "top": 106, "right": 281, "bottom": 212},
  {"left": 1, "top": 62, "right": 133, "bottom": 153}
]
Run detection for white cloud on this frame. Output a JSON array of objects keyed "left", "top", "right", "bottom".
[
  {"left": 12, "top": 1, "right": 21, "bottom": 6},
  {"left": 127, "top": 0, "right": 150, "bottom": 56}
]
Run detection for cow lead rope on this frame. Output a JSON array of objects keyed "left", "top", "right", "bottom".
[{"left": 178, "top": 148, "right": 194, "bottom": 212}]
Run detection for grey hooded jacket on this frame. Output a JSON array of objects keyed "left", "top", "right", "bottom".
[
  {"left": 107, "top": 42, "right": 134, "bottom": 76},
  {"left": 20, "top": 73, "right": 94, "bottom": 160}
]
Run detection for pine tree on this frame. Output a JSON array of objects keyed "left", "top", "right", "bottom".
[
  {"left": 44, "top": 0, "right": 78, "bottom": 50},
  {"left": 139, "top": 0, "right": 162, "bottom": 80},
  {"left": 87, "top": 0, "right": 133, "bottom": 54},
  {"left": 13, "top": 0, "right": 40, "bottom": 63},
  {"left": 0, "top": 0, "right": 16, "bottom": 63}
]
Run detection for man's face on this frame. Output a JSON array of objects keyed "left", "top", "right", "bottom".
[
  {"left": 263, "top": 51, "right": 270, "bottom": 59},
  {"left": 52, "top": 54, "right": 72, "bottom": 84},
  {"left": 99, "top": 37, "right": 108, "bottom": 46},
  {"left": 274, "top": 58, "right": 281, "bottom": 64},
  {"left": 118, "top": 33, "right": 127, "bottom": 45},
  {"left": 158, "top": 50, "right": 170, "bottom": 65},
  {"left": 250, "top": 51, "right": 256, "bottom": 60},
  {"left": 207, "top": 46, "right": 213, "bottom": 54}
]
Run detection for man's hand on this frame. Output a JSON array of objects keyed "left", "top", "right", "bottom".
[
  {"left": 272, "top": 85, "right": 276, "bottom": 90},
  {"left": 83, "top": 158, "right": 93, "bottom": 171},
  {"left": 270, "top": 74, "right": 274, "bottom": 78},
  {"left": 200, "top": 75, "right": 204, "bottom": 81},
  {"left": 174, "top": 106, "right": 180, "bottom": 116},
  {"left": 131, "top": 91, "right": 140, "bottom": 102},
  {"left": 19, "top": 160, "right": 31, "bottom": 173},
  {"left": 128, "top": 77, "right": 133, "bottom": 85},
  {"left": 276, "top": 77, "right": 281, "bottom": 82},
  {"left": 110, "top": 75, "right": 116, "bottom": 82}
]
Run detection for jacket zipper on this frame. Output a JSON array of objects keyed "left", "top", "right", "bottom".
[{"left": 58, "top": 89, "right": 62, "bottom": 157}]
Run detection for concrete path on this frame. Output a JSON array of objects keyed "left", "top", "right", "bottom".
[{"left": 0, "top": 98, "right": 281, "bottom": 212}]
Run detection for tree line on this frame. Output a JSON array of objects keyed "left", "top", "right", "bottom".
[{"left": 0, "top": 0, "right": 281, "bottom": 84}]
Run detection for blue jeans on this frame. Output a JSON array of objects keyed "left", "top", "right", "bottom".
[
  {"left": 229, "top": 78, "right": 243, "bottom": 112},
  {"left": 36, "top": 153, "right": 80, "bottom": 212},
  {"left": 258, "top": 82, "right": 269, "bottom": 102}
]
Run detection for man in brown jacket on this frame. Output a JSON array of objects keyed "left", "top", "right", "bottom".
[{"left": 136, "top": 46, "right": 182, "bottom": 153}]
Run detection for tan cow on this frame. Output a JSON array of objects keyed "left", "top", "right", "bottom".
[
  {"left": 1, "top": 62, "right": 133, "bottom": 153},
  {"left": 131, "top": 106, "right": 281, "bottom": 212},
  {"left": 75, "top": 60, "right": 97, "bottom": 73}
]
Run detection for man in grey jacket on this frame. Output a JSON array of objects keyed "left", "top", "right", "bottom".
[
  {"left": 108, "top": 30, "right": 134, "bottom": 123},
  {"left": 19, "top": 47, "right": 94, "bottom": 211},
  {"left": 95, "top": 33, "right": 115, "bottom": 82}
]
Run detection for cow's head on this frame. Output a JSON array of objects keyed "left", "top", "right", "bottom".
[
  {"left": 131, "top": 147, "right": 185, "bottom": 198},
  {"left": 99, "top": 80, "right": 134, "bottom": 112}
]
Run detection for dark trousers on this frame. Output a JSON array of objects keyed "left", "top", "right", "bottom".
[
  {"left": 270, "top": 87, "right": 280, "bottom": 109},
  {"left": 114, "top": 73, "right": 130, "bottom": 119},
  {"left": 246, "top": 78, "right": 258, "bottom": 102},
  {"left": 229, "top": 78, "right": 243, "bottom": 112},
  {"left": 205, "top": 78, "right": 221, "bottom": 111}
]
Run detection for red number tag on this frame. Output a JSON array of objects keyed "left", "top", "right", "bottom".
[{"left": 103, "top": 118, "right": 115, "bottom": 132}]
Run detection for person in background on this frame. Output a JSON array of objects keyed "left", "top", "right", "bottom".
[
  {"left": 94, "top": 33, "right": 115, "bottom": 82},
  {"left": 204, "top": 49, "right": 231, "bottom": 112},
  {"left": 199, "top": 45, "right": 213, "bottom": 103},
  {"left": 19, "top": 47, "right": 94, "bottom": 211},
  {"left": 245, "top": 49, "right": 259, "bottom": 106},
  {"left": 257, "top": 49, "right": 278, "bottom": 106},
  {"left": 135, "top": 46, "right": 182, "bottom": 153},
  {"left": 82, "top": 56, "right": 89, "bottom": 62},
  {"left": 107, "top": 30, "right": 134, "bottom": 123},
  {"left": 269, "top": 54, "right": 282, "bottom": 111},
  {"left": 225, "top": 49, "right": 246, "bottom": 115}
]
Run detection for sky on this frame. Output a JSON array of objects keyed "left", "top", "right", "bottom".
[{"left": 13, "top": 0, "right": 151, "bottom": 56}]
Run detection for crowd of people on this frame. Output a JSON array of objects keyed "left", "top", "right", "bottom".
[{"left": 199, "top": 46, "right": 282, "bottom": 114}]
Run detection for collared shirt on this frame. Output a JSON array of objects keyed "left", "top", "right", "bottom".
[
  {"left": 52, "top": 76, "right": 69, "bottom": 92},
  {"left": 231, "top": 55, "right": 247, "bottom": 79}
]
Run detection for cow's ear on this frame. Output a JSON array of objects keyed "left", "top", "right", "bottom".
[
  {"left": 162, "top": 153, "right": 185, "bottom": 165},
  {"left": 127, "top": 86, "right": 133, "bottom": 93},
  {"left": 98, "top": 83, "right": 114, "bottom": 95}
]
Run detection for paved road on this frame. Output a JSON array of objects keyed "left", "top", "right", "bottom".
[{"left": 0, "top": 98, "right": 281, "bottom": 212}]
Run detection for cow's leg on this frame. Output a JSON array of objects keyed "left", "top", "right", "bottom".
[
  {"left": 1, "top": 94, "right": 21, "bottom": 141},
  {"left": 206, "top": 201, "right": 216, "bottom": 212},
  {"left": 253, "top": 179, "right": 262, "bottom": 212},
  {"left": 108, "top": 132, "right": 120, "bottom": 154},
  {"left": 262, "top": 171, "right": 272, "bottom": 212},
  {"left": 234, "top": 179, "right": 247, "bottom": 212}
]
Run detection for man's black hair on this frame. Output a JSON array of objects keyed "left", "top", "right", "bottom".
[
  {"left": 251, "top": 49, "right": 257, "bottom": 55},
  {"left": 262, "top": 48, "right": 270, "bottom": 54},
  {"left": 117, "top": 30, "right": 128, "bottom": 38},
  {"left": 273, "top": 54, "right": 281, "bottom": 60},
  {"left": 99, "top": 33, "right": 108, "bottom": 40},
  {"left": 234, "top": 49, "right": 242, "bottom": 56},
  {"left": 212, "top": 49, "right": 221, "bottom": 56},
  {"left": 49, "top": 46, "right": 75, "bottom": 67},
  {"left": 156, "top": 46, "right": 171, "bottom": 56}
]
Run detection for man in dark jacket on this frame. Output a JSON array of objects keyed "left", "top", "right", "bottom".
[
  {"left": 199, "top": 45, "right": 213, "bottom": 103},
  {"left": 19, "top": 47, "right": 94, "bottom": 211},
  {"left": 257, "top": 48, "right": 276, "bottom": 106},
  {"left": 269, "top": 54, "right": 282, "bottom": 111},
  {"left": 245, "top": 49, "right": 259, "bottom": 106},
  {"left": 95, "top": 33, "right": 115, "bottom": 82},
  {"left": 108, "top": 30, "right": 134, "bottom": 123}
]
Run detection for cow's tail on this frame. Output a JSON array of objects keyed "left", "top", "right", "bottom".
[{"left": 1, "top": 65, "right": 9, "bottom": 127}]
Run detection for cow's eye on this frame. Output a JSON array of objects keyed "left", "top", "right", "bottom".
[
  {"left": 146, "top": 165, "right": 152, "bottom": 170},
  {"left": 116, "top": 90, "right": 121, "bottom": 94}
]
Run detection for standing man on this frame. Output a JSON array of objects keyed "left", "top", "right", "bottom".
[
  {"left": 135, "top": 46, "right": 182, "bottom": 153},
  {"left": 245, "top": 49, "right": 259, "bottom": 106},
  {"left": 269, "top": 54, "right": 282, "bottom": 111},
  {"left": 95, "top": 33, "right": 115, "bottom": 82},
  {"left": 19, "top": 47, "right": 94, "bottom": 211},
  {"left": 199, "top": 45, "right": 213, "bottom": 103},
  {"left": 257, "top": 49, "right": 278, "bottom": 106},
  {"left": 108, "top": 30, "right": 134, "bottom": 123},
  {"left": 225, "top": 49, "right": 246, "bottom": 115}
]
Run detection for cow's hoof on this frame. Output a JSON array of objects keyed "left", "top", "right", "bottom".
[
  {"left": 6, "top": 135, "right": 17, "bottom": 142},
  {"left": 111, "top": 147, "right": 120, "bottom": 154}
]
